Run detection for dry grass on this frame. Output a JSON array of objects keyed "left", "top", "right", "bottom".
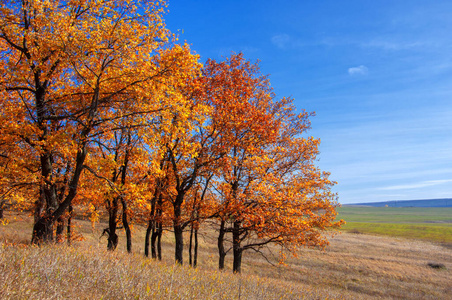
[{"left": 1, "top": 212, "right": 451, "bottom": 299}]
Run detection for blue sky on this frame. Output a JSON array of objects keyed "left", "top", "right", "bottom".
[{"left": 164, "top": 0, "right": 452, "bottom": 204}]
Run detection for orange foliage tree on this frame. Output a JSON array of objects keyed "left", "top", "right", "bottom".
[
  {"left": 0, "top": 1, "right": 343, "bottom": 273},
  {"left": 201, "top": 54, "right": 344, "bottom": 273},
  {"left": 0, "top": 0, "right": 178, "bottom": 243}
]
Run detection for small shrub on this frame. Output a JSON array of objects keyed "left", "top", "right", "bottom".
[{"left": 427, "top": 262, "right": 446, "bottom": 270}]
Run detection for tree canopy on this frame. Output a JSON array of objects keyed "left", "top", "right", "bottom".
[{"left": 0, "top": 0, "right": 343, "bottom": 273}]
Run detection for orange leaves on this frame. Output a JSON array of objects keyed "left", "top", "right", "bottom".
[
  {"left": 203, "top": 55, "right": 342, "bottom": 262},
  {"left": 0, "top": 1, "right": 340, "bottom": 262}
]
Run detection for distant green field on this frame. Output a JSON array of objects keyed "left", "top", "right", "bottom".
[{"left": 336, "top": 206, "right": 452, "bottom": 243}]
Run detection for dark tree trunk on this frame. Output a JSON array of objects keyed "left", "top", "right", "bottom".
[
  {"left": 157, "top": 221, "right": 162, "bottom": 260},
  {"left": 151, "top": 191, "right": 163, "bottom": 259},
  {"left": 122, "top": 198, "right": 132, "bottom": 253},
  {"left": 30, "top": 63, "right": 58, "bottom": 245},
  {"left": 151, "top": 194, "right": 163, "bottom": 259},
  {"left": 33, "top": 189, "right": 44, "bottom": 225},
  {"left": 194, "top": 227, "right": 198, "bottom": 267},
  {"left": 55, "top": 216, "right": 65, "bottom": 243},
  {"left": 189, "top": 223, "right": 194, "bottom": 266},
  {"left": 32, "top": 138, "right": 88, "bottom": 244},
  {"left": 233, "top": 246, "right": 243, "bottom": 274},
  {"left": 232, "top": 220, "right": 242, "bottom": 273},
  {"left": 67, "top": 205, "right": 73, "bottom": 246},
  {"left": 32, "top": 188, "right": 49, "bottom": 244},
  {"left": 218, "top": 220, "right": 226, "bottom": 270},
  {"left": 145, "top": 218, "right": 153, "bottom": 258},
  {"left": 118, "top": 135, "right": 132, "bottom": 253},
  {"left": 107, "top": 197, "right": 119, "bottom": 250},
  {"left": 174, "top": 223, "right": 184, "bottom": 265},
  {"left": 29, "top": 51, "right": 91, "bottom": 244},
  {"left": 31, "top": 215, "right": 53, "bottom": 245},
  {"left": 173, "top": 193, "right": 184, "bottom": 265},
  {"left": 32, "top": 150, "right": 59, "bottom": 244},
  {"left": 145, "top": 193, "right": 157, "bottom": 258},
  {"left": 0, "top": 200, "right": 5, "bottom": 219},
  {"left": 150, "top": 225, "right": 158, "bottom": 259},
  {"left": 188, "top": 222, "right": 199, "bottom": 267},
  {"left": 152, "top": 194, "right": 163, "bottom": 260}
]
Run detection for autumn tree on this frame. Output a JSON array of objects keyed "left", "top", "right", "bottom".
[
  {"left": 221, "top": 101, "right": 343, "bottom": 273},
  {"left": 88, "top": 125, "right": 137, "bottom": 251},
  {"left": 192, "top": 54, "right": 277, "bottom": 270},
  {"left": 187, "top": 173, "right": 214, "bottom": 267},
  {"left": 200, "top": 54, "right": 343, "bottom": 273},
  {"left": 159, "top": 93, "right": 218, "bottom": 265},
  {"left": 0, "top": 1, "right": 343, "bottom": 273},
  {"left": 0, "top": 0, "right": 177, "bottom": 243}
]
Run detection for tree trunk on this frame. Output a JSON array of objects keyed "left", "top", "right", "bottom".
[
  {"left": 145, "top": 193, "right": 157, "bottom": 258},
  {"left": 174, "top": 223, "right": 184, "bottom": 265},
  {"left": 122, "top": 198, "right": 132, "bottom": 253},
  {"left": 194, "top": 227, "right": 198, "bottom": 267},
  {"left": 145, "top": 218, "right": 153, "bottom": 258},
  {"left": 151, "top": 225, "right": 158, "bottom": 259},
  {"left": 32, "top": 150, "right": 59, "bottom": 244},
  {"left": 107, "top": 197, "right": 119, "bottom": 250},
  {"left": 32, "top": 139, "right": 88, "bottom": 244},
  {"left": 157, "top": 221, "right": 162, "bottom": 260},
  {"left": 173, "top": 193, "right": 184, "bottom": 265},
  {"left": 151, "top": 197, "right": 162, "bottom": 259},
  {"left": 232, "top": 220, "right": 242, "bottom": 273},
  {"left": 32, "top": 72, "right": 56, "bottom": 245},
  {"left": 151, "top": 195, "right": 163, "bottom": 260},
  {"left": 31, "top": 215, "right": 53, "bottom": 245},
  {"left": 67, "top": 205, "right": 73, "bottom": 246},
  {"left": 31, "top": 188, "right": 49, "bottom": 244},
  {"left": 55, "top": 216, "right": 65, "bottom": 243},
  {"left": 0, "top": 200, "right": 5, "bottom": 219},
  {"left": 119, "top": 138, "right": 132, "bottom": 253},
  {"left": 233, "top": 246, "right": 243, "bottom": 274},
  {"left": 218, "top": 220, "right": 226, "bottom": 270},
  {"left": 189, "top": 223, "right": 194, "bottom": 266}
]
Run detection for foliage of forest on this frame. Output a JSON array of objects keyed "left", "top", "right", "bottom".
[{"left": 0, "top": 0, "right": 343, "bottom": 273}]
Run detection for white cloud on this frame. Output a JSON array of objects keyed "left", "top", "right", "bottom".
[
  {"left": 271, "top": 34, "right": 291, "bottom": 49},
  {"left": 348, "top": 65, "right": 368, "bottom": 75},
  {"left": 378, "top": 179, "right": 452, "bottom": 191}
]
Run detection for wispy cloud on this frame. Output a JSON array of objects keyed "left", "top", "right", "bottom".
[
  {"left": 379, "top": 179, "right": 452, "bottom": 191},
  {"left": 361, "top": 39, "right": 427, "bottom": 51},
  {"left": 348, "top": 65, "right": 368, "bottom": 76},
  {"left": 271, "top": 34, "right": 291, "bottom": 49}
]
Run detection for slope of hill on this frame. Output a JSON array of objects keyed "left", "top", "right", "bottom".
[
  {"left": 344, "top": 198, "right": 452, "bottom": 207},
  {"left": 1, "top": 212, "right": 451, "bottom": 299}
]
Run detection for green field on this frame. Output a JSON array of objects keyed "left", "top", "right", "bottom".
[{"left": 336, "top": 206, "right": 452, "bottom": 243}]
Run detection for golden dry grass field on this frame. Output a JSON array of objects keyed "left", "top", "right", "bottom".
[{"left": 1, "top": 211, "right": 451, "bottom": 299}]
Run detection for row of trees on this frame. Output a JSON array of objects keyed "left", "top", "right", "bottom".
[{"left": 0, "top": 0, "right": 343, "bottom": 273}]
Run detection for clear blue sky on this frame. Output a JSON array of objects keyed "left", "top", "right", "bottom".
[{"left": 164, "top": 0, "right": 452, "bottom": 204}]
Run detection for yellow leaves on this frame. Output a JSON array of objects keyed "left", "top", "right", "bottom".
[{"left": 88, "top": 204, "right": 99, "bottom": 229}]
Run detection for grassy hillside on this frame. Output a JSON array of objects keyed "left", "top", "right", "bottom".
[
  {"left": 1, "top": 212, "right": 451, "bottom": 299},
  {"left": 337, "top": 206, "right": 452, "bottom": 243}
]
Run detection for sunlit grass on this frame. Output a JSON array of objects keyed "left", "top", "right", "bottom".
[
  {"left": 1, "top": 211, "right": 451, "bottom": 299},
  {"left": 0, "top": 243, "right": 340, "bottom": 300},
  {"left": 341, "top": 222, "right": 452, "bottom": 243}
]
